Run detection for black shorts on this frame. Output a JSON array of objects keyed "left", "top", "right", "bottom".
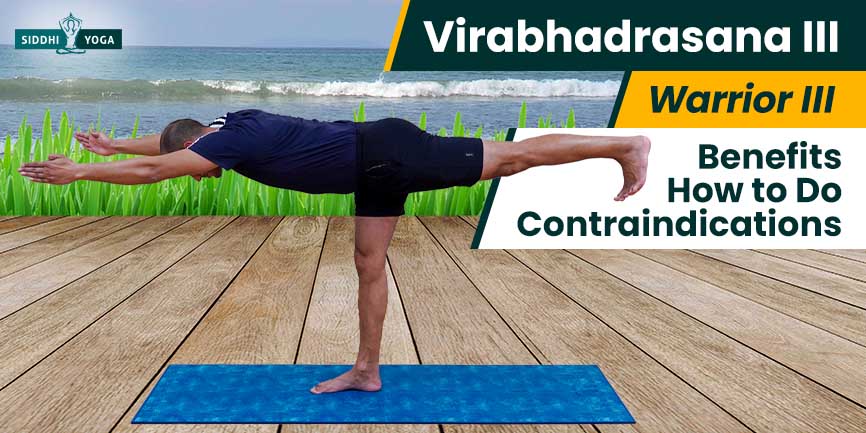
[{"left": 354, "top": 118, "right": 484, "bottom": 217}]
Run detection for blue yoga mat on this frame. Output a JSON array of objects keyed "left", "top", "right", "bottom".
[{"left": 133, "top": 364, "right": 634, "bottom": 424}]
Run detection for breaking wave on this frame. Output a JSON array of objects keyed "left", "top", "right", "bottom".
[{"left": 0, "top": 77, "right": 621, "bottom": 100}]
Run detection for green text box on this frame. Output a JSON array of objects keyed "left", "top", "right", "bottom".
[
  {"left": 15, "top": 29, "right": 65, "bottom": 49},
  {"left": 77, "top": 29, "right": 123, "bottom": 49}
]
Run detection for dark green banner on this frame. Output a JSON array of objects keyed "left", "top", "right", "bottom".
[
  {"left": 388, "top": 0, "right": 865, "bottom": 71},
  {"left": 77, "top": 30, "right": 123, "bottom": 49}
]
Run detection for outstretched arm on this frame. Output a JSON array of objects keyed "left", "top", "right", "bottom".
[
  {"left": 18, "top": 150, "right": 217, "bottom": 185},
  {"left": 74, "top": 131, "right": 162, "bottom": 156}
]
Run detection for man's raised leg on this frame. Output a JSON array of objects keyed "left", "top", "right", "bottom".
[
  {"left": 480, "top": 134, "right": 651, "bottom": 201},
  {"left": 310, "top": 216, "right": 398, "bottom": 394}
]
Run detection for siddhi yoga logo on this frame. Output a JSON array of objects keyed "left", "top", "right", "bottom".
[{"left": 15, "top": 13, "right": 122, "bottom": 54}]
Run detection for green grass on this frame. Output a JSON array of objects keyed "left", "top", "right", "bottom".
[{"left": 1, "top": 103, "right": 576, "bottom": 216}]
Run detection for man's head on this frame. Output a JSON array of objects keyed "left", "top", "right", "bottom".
[
  {"left": 159, "top": 119, "right": 207, "bottom": 154},
  {"left": 160, "top": 119, "right": 222, "bottom": 181}
]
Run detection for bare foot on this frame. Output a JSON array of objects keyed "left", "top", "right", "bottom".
[
  {"left": 310, "top": 367, "right": 382, "bottom": 394},
  {"left": 614, "top": 135, "right": 651, "bottom": 201}
]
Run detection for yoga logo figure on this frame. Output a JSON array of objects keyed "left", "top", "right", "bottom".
[{"left": 57, "top": 13, "right": 85, "bottom": 55}]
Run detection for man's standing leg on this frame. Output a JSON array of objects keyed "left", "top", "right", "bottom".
[{"left": 311, "top": 216, "right": 398, "bottom": 394}]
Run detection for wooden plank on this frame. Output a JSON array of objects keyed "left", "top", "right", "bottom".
[
  {"left": 297, "top": 218, "right": 417, "bottom": 366},
  {"left": 0, "top": 216, "right": 18, "bottom": 223},
  {"left": 0, "top": 217, "right": 234, "bottom": 390},
  {"left": 286, "top": 217, "right": 433, "bottom": 433},
  {"left": 0, "top": 216, "right": 61, "bottom": 235},
  {"left": 0, "top": 217, "right": 188, "bottom": 320},
  {"left": 818, "top": 249, "right": 866, "bottom": 263},
  {"left": 390, "top": 218, "right": 537, "bottom": 365},
  {"left": 389, "top": 218, "right": 589, "bottom": 433},
  {"left": 576, "top": 250, "right": 866, "bottom": 407},
  {"left": 696, "top": 250, "right": 866, "bottom": 309},
  {"left": 423, "top": 217, "right": 748, "bottom": 433},
  {"left": 111, "top": 217, "right": 326, "bottom": 433},
  {"left": 461, "top": 216, "right": 610, "bottom": 430},
  {"left": 758, "top": 249, "right": 866, "bottom": 282},
  {"left": 0, "top": 217, "right": 280, "bottom": 433},
  {"left": 0, "top": 216, "right": 104, "bottom": 253},
  {"left": 511, "top": 248, "right": 866, "bottom": 433},
  {"left": 0, "top": 216, "right": 147, "bottom": 279},
  {"left": 635, "top": 250, "right": 866, "bottom": 346}
]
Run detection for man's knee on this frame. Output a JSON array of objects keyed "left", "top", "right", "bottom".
[{"left": 354, "top": 246, "right": 385, "bottom": 279}]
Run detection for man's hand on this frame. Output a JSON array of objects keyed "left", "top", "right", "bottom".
[
  {"left": 74, "top": 131, "right": 117, "bottom": 156},
  {"left": 19, "top": 149, "right": 218, "bottom": 186},
  {"left": 18, "top": 154, "right": 80, "bottom": 185}
]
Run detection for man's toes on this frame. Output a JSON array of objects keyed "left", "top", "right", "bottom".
[
  {"left": 310, "top": 381, "right": 336, "bottom": 394},
  {"left": 616, "top": 183, "right": 631, "bottom": 200},
  {"left": 310, "top": 376, "right": 358, "bottom": 394}
]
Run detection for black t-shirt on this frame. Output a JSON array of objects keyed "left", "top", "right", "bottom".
[{"left": 189, "top": 109, "right": 357, "bottom": 194}]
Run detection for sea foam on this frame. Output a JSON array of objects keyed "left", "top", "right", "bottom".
[
  {"left": 0, "top": 77, "right": 620, "bottom": 99},
  {"left": 205, "top": 78, "right": 621, "bottom": 98}
]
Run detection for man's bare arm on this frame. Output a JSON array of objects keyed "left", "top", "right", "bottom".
[
  {"left": 113, "top": 134, "right": 162, "bottom": 156},
  {"left": 18, "top": 150, "right": 217, "bottom": 185},
  {"left": 74, "top": 131, "right": 162, "bottom": 156}
]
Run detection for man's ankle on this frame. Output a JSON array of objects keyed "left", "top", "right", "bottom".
[
  {"left": 614, "top": 138, "right": 640, "bottom": 158},
  {"left": 353, "top": 362, "right": 379, "bottom": 375}
]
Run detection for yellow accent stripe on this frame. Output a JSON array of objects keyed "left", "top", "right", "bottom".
[{"left": 384, "top": 0, "right": 411, "bottom": 72}]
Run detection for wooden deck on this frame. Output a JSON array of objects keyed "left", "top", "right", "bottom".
[{"left": 1, "top": 216, "right": 865, "bottom": 433}]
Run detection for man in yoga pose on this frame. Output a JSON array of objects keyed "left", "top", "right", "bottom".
[{"left": 19, "top": 109, "right": 650, "bottom": 394}]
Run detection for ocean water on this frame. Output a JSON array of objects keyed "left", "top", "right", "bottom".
[{"left": 0, "top": 46, "right": 621, "bottom": 138}]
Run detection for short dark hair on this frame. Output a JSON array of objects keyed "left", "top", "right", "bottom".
[{"left": 160, "top": 119, "right": 206, "bottom": 154}]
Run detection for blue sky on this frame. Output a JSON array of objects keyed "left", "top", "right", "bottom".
[{"left": 7, "top": 0, "right": 402, "bottom": 48}]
